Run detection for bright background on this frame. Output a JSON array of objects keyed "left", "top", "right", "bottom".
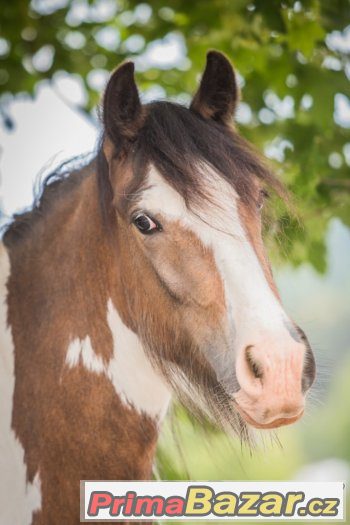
[{"left": 1, "top": 1, "right": 350, "bottom": 523}]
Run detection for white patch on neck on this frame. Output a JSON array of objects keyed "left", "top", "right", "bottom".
[
  {"left": 65, "top": 300, "right": 171, "bottom": 421},
  {"left": 66, "top": 336, "right": 105, "bottom": 373},
  {"left": 106, "top": 300, "right": 171, "bottom": 420},
  {"left": 0, "top": 244, "right": 42, "bottom": 525}
]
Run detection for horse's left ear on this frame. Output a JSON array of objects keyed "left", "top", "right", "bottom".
[{"left": 190, "top": 51, "right": 239, "bottom": 125}]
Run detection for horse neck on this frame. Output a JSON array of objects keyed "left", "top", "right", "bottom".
[{"left": 4, "top": 163, "right": 171, "bottom": 489}]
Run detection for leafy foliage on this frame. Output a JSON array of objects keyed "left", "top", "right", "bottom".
[{"left": 0, "top": 0, "right": 349, "bottom": 270}]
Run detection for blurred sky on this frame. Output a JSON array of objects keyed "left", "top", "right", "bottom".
[{"left": 0, "top": 77, "right": 349, "bottom": 403}]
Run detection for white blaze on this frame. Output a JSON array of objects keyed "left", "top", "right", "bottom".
[{"left": 139, "top": 166, "right": 290, "bottom": 350}]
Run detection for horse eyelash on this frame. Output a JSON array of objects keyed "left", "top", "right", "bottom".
[
  {"left": 257, "top": 188, "right": 270, "bottom": 210},
  {"left": 260, "top": 189, "right": 270, "bottom": 199}
]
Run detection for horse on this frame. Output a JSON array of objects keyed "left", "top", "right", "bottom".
[{"left": 0, "top": 51, "right": 315, "bottom": 524}]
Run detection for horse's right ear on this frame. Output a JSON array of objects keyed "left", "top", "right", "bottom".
[{"left": 102, "top": 61, "right": 143, "bottom": 145}]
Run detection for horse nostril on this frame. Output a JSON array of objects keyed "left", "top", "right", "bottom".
[{"left": 245, "top": 346, "right": 263, "bottom": 380}]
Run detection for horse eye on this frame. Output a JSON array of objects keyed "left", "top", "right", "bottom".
[{"left": 133, "top": 213, "right": 162, "bottom": 234}]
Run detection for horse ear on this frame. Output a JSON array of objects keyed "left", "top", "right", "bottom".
[
  {"left": 103, "top": 61, "right": 143, "bottom": 143},
  {"left": 190, "top": 51, "right": 239, "bottom": 125}
]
